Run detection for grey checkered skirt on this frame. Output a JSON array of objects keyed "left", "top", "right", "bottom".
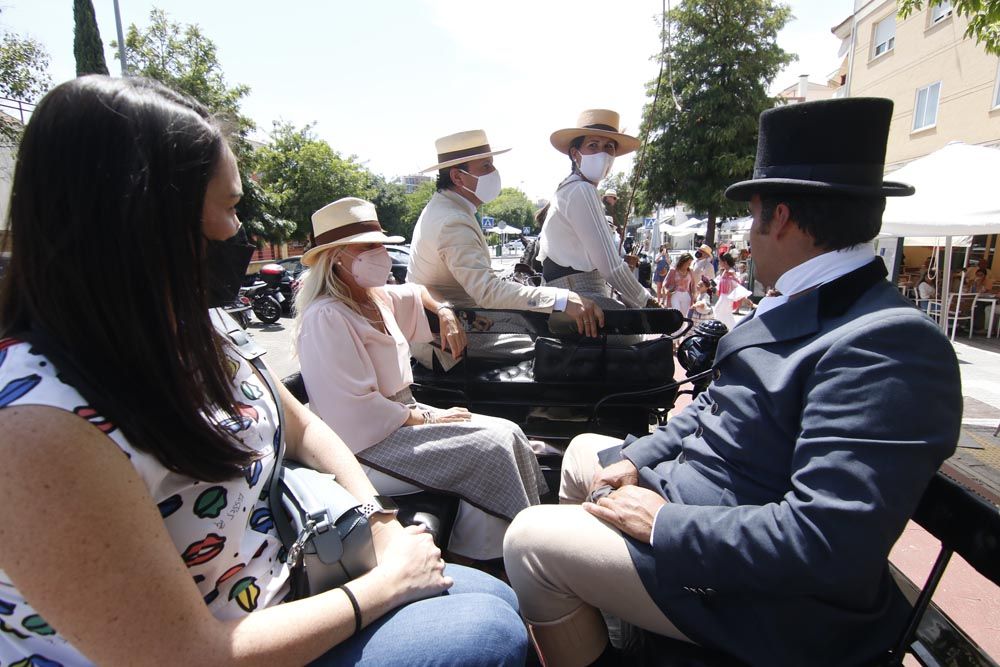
[{"left": 355, "top": 392, "right": 548, "bottom": 520}]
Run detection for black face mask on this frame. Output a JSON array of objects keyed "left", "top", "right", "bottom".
[{"left": 204, "top": 227, "right": 255, "bottom": 308}]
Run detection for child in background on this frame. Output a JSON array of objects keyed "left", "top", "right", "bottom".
[{"left": 690, "top": 277, "right": 716, "bottom": 324}]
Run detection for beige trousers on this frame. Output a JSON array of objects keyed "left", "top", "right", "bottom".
[{"left": 503, "top": 434, "right": 691, "bottom": 649}]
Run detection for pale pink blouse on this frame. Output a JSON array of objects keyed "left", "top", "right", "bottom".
[{"left": 297, "top": 283, "right": 433, "bottom": 453}]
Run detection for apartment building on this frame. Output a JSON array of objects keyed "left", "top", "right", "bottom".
[{"left": 833, "top": 0, "right": 1000, "bottom": 170}]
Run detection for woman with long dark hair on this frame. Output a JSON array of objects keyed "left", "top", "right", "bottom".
[{"left": 0, "top": 76, "right": 526, "bottom": 666}]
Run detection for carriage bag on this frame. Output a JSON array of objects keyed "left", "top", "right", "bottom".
[{"left": 533, "top": 335, "right": 674, "bottom": 384}]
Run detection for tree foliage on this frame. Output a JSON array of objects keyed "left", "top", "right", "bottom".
[
  {"left": 899, "top": 0, "right": 1000, "bottom": 55},
  {"left": 370, "top": 176, "right": 411, "bottom": 240},
  {"left": 0, "top": 32, "right": 52, "bottom": 103},
  {"left": 112, "top": 8, "right": 295, "bottom": 240},
  {"left": 403, "top": 180, "right": 438, "bottom": 235},
  {"left": 0, "top": 31, "right": 51, "bottom": 145},
  {"left": 254, "top": 122, "right": 375, "bottom": 242},
  {"left": 117, "top": 9, "right": 250, "bottom": 127},
  {"left": 482, "top": 187, "right": 535, "bottom": 232},
  {"left": 74, "top": 0, "right": 109, "bottom": 76},
  {"left": 638, "top": 0, "right": 793, "bottom": 244}
]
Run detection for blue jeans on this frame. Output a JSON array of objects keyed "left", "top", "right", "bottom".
[{"left": 311, "top": 565, "right": 528, "bottom": 666}]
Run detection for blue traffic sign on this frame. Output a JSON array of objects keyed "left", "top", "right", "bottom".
[
  {"left": 482, "top": 216, "right": 495, "bottom": 229},
  {"left": 523, "top": 226, "right": 532, "bottom": 235},
  {"left": 643, "top": 217, "right": 655, "bottom": 229}
]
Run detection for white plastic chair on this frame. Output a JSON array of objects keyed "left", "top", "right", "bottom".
[{"left": 925, "top": 293, "right": 975, "bottom": 341}]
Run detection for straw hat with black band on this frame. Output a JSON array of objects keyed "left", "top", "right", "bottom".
[
  {"left": 302, "top": 197, "right": 403, "bottom": 267},
  {"left": 550, "top": 109, "right": 640, "bottom": 156},
  {"left": 420, "top": 129, "right": 511, "bottom": 173}
]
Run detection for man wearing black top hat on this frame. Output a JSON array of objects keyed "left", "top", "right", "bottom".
[{"left": 503, "top": 98, "right": 963, "bottom": 666}]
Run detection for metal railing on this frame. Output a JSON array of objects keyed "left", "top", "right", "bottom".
[{"left": 0, "top": 97, "right": 35, "bottom": 125}]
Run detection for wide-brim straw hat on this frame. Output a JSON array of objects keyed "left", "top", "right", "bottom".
[
  {"left": 420, "top": 129, "right": 511, "bottom": 173},
  {"left": 550, "top": 109, "right": 641, "bottom": 156},
  {"left": 302, "top": 197, "right": 403, "bottom": 267},
  {"left": 698, "top": 244, "right": 713, "bottom": 257},
  {"left": 724, "top": 98, "right": 914, "bottom": 201}
]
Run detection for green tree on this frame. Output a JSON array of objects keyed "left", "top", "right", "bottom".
[
  {"left": 899, "top": 0, "right": 1000, "bottom": 55},
  {"left": 0, "top": 32, "right": 51, "bottom": 102},
  {"left": 370, "top": 176, "right": 411, "bottom": 240},
  {"left": 74, "top": 0, "right": 109, "bottom": 76},
  {"left": 117, "top": 9, "right": 250, "bottom": 125},
  {"left": 403, "top": 180, "right": 438, "bottom": 235},
  {"left": 0, "top": 32, "right": 52, "bottom": 144},
  {"left": 638, "top": 0, "right": 793, "bottom": 245},
  {"left": 482, "top": 187, "right": 535, "bottom": 233},
  {"left": 113, "top": 8, "right": 295, "bottom": 240},
  {"left": 254, "top": 122, "right": 375, "bottom": 241}
]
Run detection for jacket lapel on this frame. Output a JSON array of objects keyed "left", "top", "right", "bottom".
[{"left": 713, "top": 258, "right": 888, "bottom": 365}]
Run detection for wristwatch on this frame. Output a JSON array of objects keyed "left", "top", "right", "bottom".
[{"left": 359, "top": 495, "right": 399, "bottom": 520}]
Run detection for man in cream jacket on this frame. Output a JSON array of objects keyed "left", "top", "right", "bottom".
[{"left": 408, "top": 130, "right": 602, "bottom": 368}]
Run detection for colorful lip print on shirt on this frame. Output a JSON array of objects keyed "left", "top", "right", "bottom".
[
  {"left": 249, "top": 507, "right": 274, "bottom": 534},
  {"left": 252, "top": 541, "right": 268, "bottom": 560},
  {"left": 241, "top": 381, "right": 264, "bottom": 401},
  {"left": 9, "top": 654, "right": 62, "bottom": 667},
  {"left": 181, "top": 533, "right": 226, "bottom": 567},
  {"left": 0, "top": 374, "right": 41, "bottom": 408},
  {"left": 21, "top": 614, "right": 55, "bottom": 636},
  {"left": 0, "top": 618, "right": 28, "bottom": 639},
  {"left": 244, "top": 459, "right": 262, "bottom": 487},
  {"left": 158, "top": 494, "right": 183, "bottom": 518},
  {"left": 219, "top": 415, "right": 253, "bottom": 434},
  {"left": 194, "top": 486, "right": 228, "bottom": 519},
  {"left": 225, "top": 356, "right": 240, "bottom": 381},
  {"left": 236, "top": 402, "right": 259, "bottom": 424},
  {"left": 229, "top": 577, "right": 261, "bottom": 613},
  {"left": 73, "top": 405, "right": 116, "bottom": 434},
  {"left": 0, "top": 597, "right": 14, "bottom": 615},
  {"left": 216, "top": 563, "right": 246, "bottom": 589}
]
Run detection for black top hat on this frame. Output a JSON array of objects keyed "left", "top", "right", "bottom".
[{"left": 724, "top": 98, "right": 915, "bottom": 201}]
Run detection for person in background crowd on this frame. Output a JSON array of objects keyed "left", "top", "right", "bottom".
[
  {"left": 538, "top": 110, "right": 658, "bottom": 310},
  {"left": 664, "top": 252, "right": 695, "bottom": 316},
  {"left": 0, "top": 75, "right": 527, "bottom": 667},
  {"left": 714, "top": 252, "right": 742, "bottom": 330},
  {"left": 689, "top": 276, "right": 716, "bottom": 325},
  {"left": 691, "top": 243, "right": 716, "bottom": 285},
  {"left": 653, "top": 245, "right": 671, "bottom": 305}
]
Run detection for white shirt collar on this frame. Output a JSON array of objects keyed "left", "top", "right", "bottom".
[
  {"left": 440, "top": 188, "right": 477, "bottom": 215},
  {"left": 755, "top": 244, "right": 875, "bottom": 318}
]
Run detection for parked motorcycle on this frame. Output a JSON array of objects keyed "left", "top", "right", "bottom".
[{"left": 242, "top": 279, "right": 285, "bottom": 324}]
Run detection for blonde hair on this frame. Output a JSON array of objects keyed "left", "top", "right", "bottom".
[{"left": 292, "top": 244, "right": 384, "bottom": 356}]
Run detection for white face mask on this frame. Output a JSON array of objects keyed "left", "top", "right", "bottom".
[
  {"left": 458, "top": 169, "right": 502, "bottom": 204},
  {"left": 345, "top": 247, "right": 392, "bottom": 288},
  {"left": 576, "top": 152, "right": 614, "bottom": 183}
]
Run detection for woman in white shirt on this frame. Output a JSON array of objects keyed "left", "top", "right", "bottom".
[
  {"left": 538, "top": 110, "right": 656, "bottom": 310},
  {"left": 295, "top": 198, "right": 548, "bottom": 563}
]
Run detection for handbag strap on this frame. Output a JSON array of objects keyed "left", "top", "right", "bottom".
[{"left": 207, "top": 309, "right": 288, "bottom": 525}]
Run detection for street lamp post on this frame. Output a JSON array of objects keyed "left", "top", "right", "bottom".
[{"left": 112, "top": 0, "right": 128, "bottom": 76}]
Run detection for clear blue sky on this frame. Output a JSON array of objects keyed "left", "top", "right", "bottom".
[{"left": 3, "top": 0, "right": 850, "bottom": 201}]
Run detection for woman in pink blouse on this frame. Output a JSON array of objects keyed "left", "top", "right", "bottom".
[{"left": 295, "top": 198, "right": 547, "bottom": 563}]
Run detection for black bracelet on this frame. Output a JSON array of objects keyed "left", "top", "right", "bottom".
[{"left": 339, "top": 584, "right": 362, "bottom": 636}]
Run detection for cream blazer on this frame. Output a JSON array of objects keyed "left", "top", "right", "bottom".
[{"left": 407, "top": 190, "right": 558, "bottom": 311}]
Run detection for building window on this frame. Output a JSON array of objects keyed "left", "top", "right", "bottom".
[
  {"left": 994, "top": 64, "right": 1000, "bottom": 109},
  {"left": 873, "top": 15, "right": 896, "bottom": 58},
  {"left": 913, "top": 82, "right": 942, "bottom": 131},
  {"left": 930, "top": 1, "right": 953, "bottom": 24}
]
